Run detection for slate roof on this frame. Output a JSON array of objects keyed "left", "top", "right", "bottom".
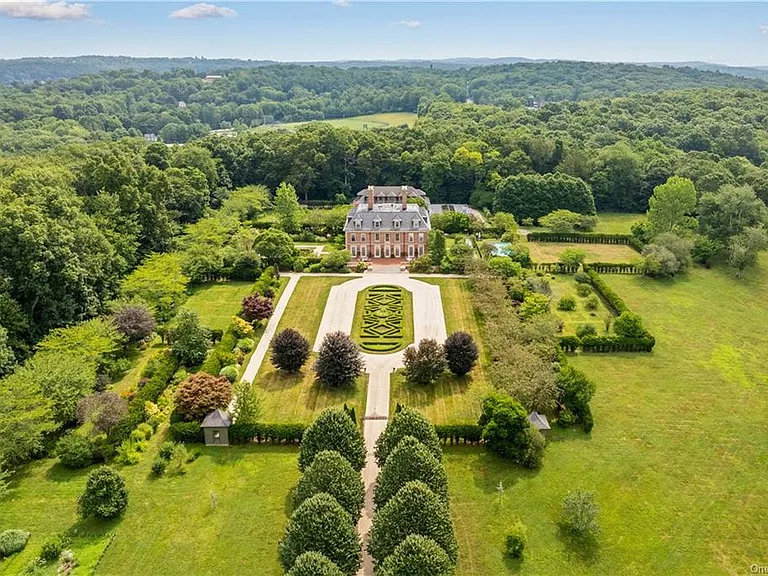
[
  {"left": 527, "top": 411, "right": 551, "bottom": 431},
  {"left": 355, "top": 185, "right": 427, "bottom": 200},
  {"left": 201, "top": 408, "right": 232, "bottom": 428},
  {"left": 343, "top": 203, "right": 431, "bottom": 232}
]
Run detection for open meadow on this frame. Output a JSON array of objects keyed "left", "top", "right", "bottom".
[
  {"left": 255, "top": 112, "right": 417, "bottom": 132},
  {"left": 445, "top": 256, "right": 768, "bottom": 575},
  {"left": 526, "top": 241, "right": 640, "bottom": 263}
]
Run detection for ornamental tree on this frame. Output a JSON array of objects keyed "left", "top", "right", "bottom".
[
  {"left": 271, "top": 329, "right": 310, "bottom": 372},
  {"left": 374, "top": 407, "right": 441, "bottom": 467},
  {"left": 278, "top": 493, "right": 362, "bottom": 576},
  {"left": 374, "top": 436, "right": 448, "bottom": 510},
  {"left": 314, "top": 332, "right": 364, "bottom": 388},
  {"left": 241, "top": 294, "right": 274, "bottom": 323},
  {"left": 443, "top": 331, "right": 479, "bottom": 377},
  {"left": 560, "top": 490, "right": 599, "bottom": 539},
  {"left": 77, "top": 391, "right": 128, "bottom": 435},
  {"left": 287, "top": 552, "right": 344, "bottom": 576},
  {"left": 169, "top": 308, "right": 211, "bottom": 366},
  {"left": 479, "top": 393, "right": 544, "bottom": 468},
  {"left": 111, "top": 300, "right": 156, "bottom": 343},
  {"left": 379, "top": 534, "right": 454, "bottom": 576},
  {"left": 294, "top": 450, "right": 365, "bottom": 522},
  {"left": 174, "top": 372, "right": 232, "bottom": 422},
  {"left": 78, "top": 466, "right": 128, "bottom": 519},
  {"left": 299, "top": 408, "right": 366, "bottom": 472},
  {"left": 367, "top": 481, "right": 457, "bottom": 566},
  {"left": 403, "top": 339, "right": 447, "bottom": 386},
  {"left": 612, "top": 311, "right": 646, "bottom": 338}
]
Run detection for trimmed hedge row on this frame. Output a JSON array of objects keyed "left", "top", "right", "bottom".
[
  {"left": 581, "top": 335, "right": 656, "bottom": 353},
  {"left": 168, "top": 422, "right": 307, "bottom": 444},
  {"left": 530, "top": 263, "right": 580, "bottom": 274},
  {"left": 584, "top": 262, "right": 641, "bottom": 275},
  {"left": 107, "top": 352, "right": 179, "bottom": 448},
  {"left": 527, "top": 232, "right": 643, "bottom": 252},
  {"left": 434, "top": 424, "right": 483, "bottom": 445},
  {"left": 585, "top": 269, "right": 629, "bottom": 314}
]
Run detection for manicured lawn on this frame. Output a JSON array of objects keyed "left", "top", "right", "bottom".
[
  {"left": 255, "top": 112, "right": 417, "bottom": 131},
  {"left": 255, "top": 276, "right": 367, "bottom": 422},
  {"left": 445, "top": 256, "right": 768, "bottom": 574},
  {"left": 593, "top": 212, "right": 645, "bottom": 234},
  {"left": 0, "top": 442, "right": 299, "bottom": 575},
  {"left": 547, "top": 274, "right": 612, "bottom": 336},
  {"left": 527, "top": 241, "right": 639, "bottom": 263},
  {"left": 110, "top": 338, "right": 165, "bottom": 395},
  {"left": 352, "top": 285, "right": 414, "bottom": 354},
  {"left": 391, "top": 278, "right": 493, "bottom": 424},
  {"left": 185, "top": 281, "right": 254, "bottom": 331}
]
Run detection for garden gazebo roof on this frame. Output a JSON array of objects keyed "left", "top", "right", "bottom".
[
  {"left": 201, "top": 408, "right": 232, "bottom": 428},
  {"left": 527, "top": 411, "right": 551, "bottom": 431}
]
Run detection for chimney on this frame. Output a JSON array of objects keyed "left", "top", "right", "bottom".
[
  {"left": 401, "top": 185, "right": 408, "bottom": 210},
  {"left": 367, "top": 185, "right": 374, "bottom": 210}
]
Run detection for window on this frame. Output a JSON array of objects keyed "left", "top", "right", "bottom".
[
  {"left": 361, "top": 246, "right": 367, "bottom": 258},
  {"left": 395, "top": 245, "right": 401, "bottom": 257},
  {"left": 385, "top": 245, "right": 391, "bottom": 257},
  {"left": 213, "top": 430, "right": 220, "bottom": 440},
  {"left": 408, "top": 245, "right": 415, "bottom": 258},
  {"left": 351, "top": 246, "right": 357, "bottom": 257},
  {"left": 375, "top": 245, "right": 381, "bottom": 258},
  {"left": 350, "top": 233, "right": 356, "bottom": 242},
  {"left": 393, "top": 219, "right": 401, "bottom": 229},
  {"left": 395, "top": 232, "right": 400, "bottom": 242},
  {"left": 385, "top": 233, "right": 390, "bottom": 242},
  {"left": 373, "top": 219, "right": 381, "bottom": 229},
  {"left": 360, "top": 233, "right": 366, "bottom": 241},
  {"left": 354, "top": 219, "right": 361, "bottom": 229},
  {"left": 408, "top": 233, "right": 414, "bottom": 242},
  {"left": 418, "top": 245, "right": 424, "bottom": 256},
  {"left": 418, "top": 233, "right": 424, "bottom": 243},
  {"left": 412, "top": 218, "right": 420, "bottom": 228},
  {"left": 374, "top": 232, "right": 380, "bottom": 242}
]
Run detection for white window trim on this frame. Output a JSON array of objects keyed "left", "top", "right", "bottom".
[{"left": 375, "top": 245, "right": 381, "bottom": 258}]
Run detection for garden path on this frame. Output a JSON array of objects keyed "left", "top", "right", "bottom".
[
  {"left": 240, "top": 274, "right": 300, "bottom": 384},
  {"left": 313, "top": 274, "right": 447, "bottom": 576}
]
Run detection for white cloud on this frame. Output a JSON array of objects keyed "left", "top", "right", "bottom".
[
  {"left": 332, "top": 0, "right": 350, "bottom": 7},
  {"left": 0, "top": 0, "right": 90, "bottom": 21},
  {"left": 169, "top": 3, "right": 236, "bottom": 19},
  {"left": 760, "top": 25, "right": 768, "bottom": 35},
  {"left": 399, "top": 20, "right": 420, "bottom": 28}
]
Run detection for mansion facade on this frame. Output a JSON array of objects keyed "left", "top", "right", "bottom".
[{"left": 344, "top": 186, "right": 431, "bottom": 260}]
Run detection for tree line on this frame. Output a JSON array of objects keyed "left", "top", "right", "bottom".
[{"left": 1, "top": 61, "right": 767, "bottom": 150}]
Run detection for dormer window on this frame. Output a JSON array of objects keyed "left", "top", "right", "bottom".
[
  {"left": 354, "top": 218, "right": 362, "bottom": 229},
  {"left": 412, "top": 218, "right": 420, "bottom": 229},
  {"left": 373, "top": 217, "right": 381, "bottom": 229},
  {"left": 393, "top": 218, "right": 401, "bottom": 229}
]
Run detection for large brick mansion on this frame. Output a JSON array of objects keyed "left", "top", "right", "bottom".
[{"left": 343, "top": 186, "right": 431, "bottom": 260}]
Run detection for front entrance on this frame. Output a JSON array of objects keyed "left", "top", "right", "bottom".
[{"left": 384, "top": 245, "right": 391, "bottom": 258}]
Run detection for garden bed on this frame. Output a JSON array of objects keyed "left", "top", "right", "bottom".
[{"left": 351, "top": 285, "right": 413, "bottom": 354}]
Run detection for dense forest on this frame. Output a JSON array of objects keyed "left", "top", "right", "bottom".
[{"left": 2, "top": 61, "right": 767, "bottom": 150}]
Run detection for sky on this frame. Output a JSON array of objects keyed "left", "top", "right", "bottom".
[{"left": 2, "top": 1, "right": 768, "bottom": 66}]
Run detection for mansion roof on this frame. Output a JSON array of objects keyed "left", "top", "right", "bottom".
[{"left": 343, "top": 203, "right": 431, "bottom": 233}]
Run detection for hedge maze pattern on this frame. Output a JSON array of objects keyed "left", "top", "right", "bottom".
[{"left": 359, "top": 285, "right": 407, "bottom": 353}]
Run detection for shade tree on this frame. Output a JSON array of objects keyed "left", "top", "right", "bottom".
[{"left": 271, "top": 329, "right": 311, "bottom": 372}]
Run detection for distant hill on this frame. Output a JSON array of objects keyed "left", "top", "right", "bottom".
[{"left": 3, "top": 55, "right": 768, "bottom": 84}]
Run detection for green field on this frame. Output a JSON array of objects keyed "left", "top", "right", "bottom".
[
  {"left": 254, "top": 276, "right": 367, "bottom": 422},
  {"left": 527, "top": 241, "right": 640, "bottom": 263},
  {"left": 548, "top": 274, "right": 613, "bottom": 336},
  {"left": 185, "top": 281, "right": 254, "bottom": 331},
  {"left": 593, "top": 212, "right": 645, "bottom": 234},
  {"left": 0, "top": 441, "right": 299, "bottom": 575},
  {"left": 255, "top": 112, "right": 417, "bottom": 132},
  {"left": 390, "top": 279, "right": 493, "bottom": 424},
  {"left": 445, "top": 256, "right": 768, "bottom": 574},
  {"left": 352, "top": 285, "right": 413, "bottom": 354}
]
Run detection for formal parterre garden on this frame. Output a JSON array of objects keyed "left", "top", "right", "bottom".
[{"left": 352, "top": 285, "right": 413, "bottom": 354}]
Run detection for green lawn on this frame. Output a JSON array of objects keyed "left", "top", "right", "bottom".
[
  {"left": 445, "top": 256, "right": 768, "bottom": 574},
  {"left": 352, "top": 285, "right": 414, "bottom": 354},
  {"left": 593, "top": 212, "right": 645, "bottom": 234},
  {"left": 255, "top": 276, "right": 368, "bottom": 422},
  {"left": 255, "top": 112, "right": 417, "bottom": 131},
  {"left": 548, "top": 274, "right": 612, "bottom": 336},
  {"left": 391, "top": 279, "right": 493, "bottom": 424},
  {"left": 527, "top": 241, "right": 639, "bottom": 263},
  {"left": 185, "top": 281, "right": 254, "bottom": 331},
  {"left": 0, "top": 441, "right": 299, "bottom": 575}
]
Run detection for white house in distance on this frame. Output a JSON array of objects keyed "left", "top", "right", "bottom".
[{"left": 344, "top": 185, "right": 431, "bottom": 260}]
